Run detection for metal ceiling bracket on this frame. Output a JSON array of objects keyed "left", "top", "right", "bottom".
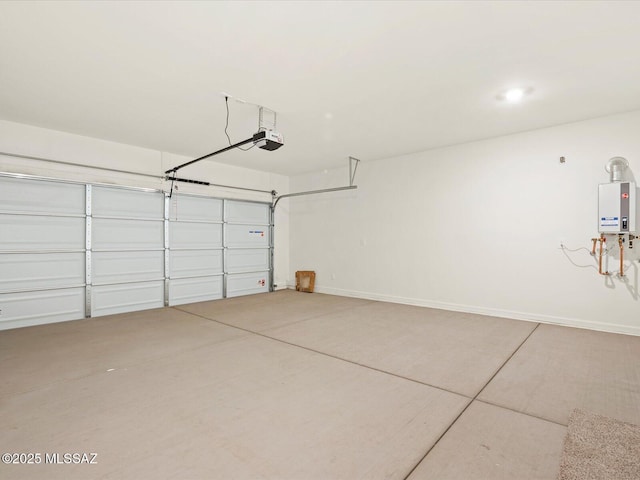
[
  {"left": 273, "top": 157, "right": 360, "bottom": 209},
  {"left": 259, "top": 106, "right": 277, "bottom": 131},
  {"left": 349, "top": 156, "right": 360, "bottom": 186}
]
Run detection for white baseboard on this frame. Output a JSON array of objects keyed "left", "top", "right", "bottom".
[{"left": 284, "top": 283, "right": 640, "bottom": 337}]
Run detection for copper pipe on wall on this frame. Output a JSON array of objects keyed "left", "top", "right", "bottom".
[
  {"left": 598, "top": 235, "right": 609, "bottom": 276},
  {"left": 619, "top": 236, "right": 624, "bottom": 276},
  {"left": 591, "top": 238, "right": 598, "bottom": 256}
]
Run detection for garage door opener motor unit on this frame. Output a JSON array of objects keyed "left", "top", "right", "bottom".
[{"left": 165, "top": 106, "right": 283, "bottom": 186}]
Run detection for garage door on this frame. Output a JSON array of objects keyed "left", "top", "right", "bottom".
[
  {"left": 0, "top": 175, "right": 86, "bottom": 329},
  {"left": 224, "top": 200, "right": 271, "bottom": 298},
  {"left": 90, "top": 185, "right": 165, "bottom": 317},
  {"left": 168, "top": 194, "right": 224, "bottom": 306},
  {"left": 0, "top": 174, "right": 274, "bottom": 329}
]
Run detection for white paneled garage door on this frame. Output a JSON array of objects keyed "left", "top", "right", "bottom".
[
  {"left": 0, "top": 174, "right": 274, "bottom": 329},
  {"left": 224, "top": 200, "right": 271, "bottom": 298},
  {"left": 168, "top": 194, "right": 224, "bottom": 306},
  {"left": 0, "top": 176, "right": 86, "bottom": 329},
  {"left": 90, "top": 186, "right": 165, "bottom": 317}
]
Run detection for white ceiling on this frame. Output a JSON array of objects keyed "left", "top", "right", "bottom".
[{"left": 1, "top": 1, "right": 640, "bottom": 176}]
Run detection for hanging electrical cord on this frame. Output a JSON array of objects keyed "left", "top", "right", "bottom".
[
  {"left": 559, "top": 243, "right": 613, "bottom": 271},
  {"left": 560, "top": 239, "right": 630, "bottom": 277},
  {"left": 560, "top": 243, "right": 617, "bottom": 256},
  {"left": 560, "top": 244, "right": 594, "bottom": 254},
  {"left": 225, "top": 96, "right": 256, "bottom": 152}
]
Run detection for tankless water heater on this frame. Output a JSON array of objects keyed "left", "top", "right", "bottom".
[{"left": 598, "top": 181, "right": 637, "bottom": 233}]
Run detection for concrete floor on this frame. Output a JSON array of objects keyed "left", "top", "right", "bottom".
[{"left": 1, "top": 290, "right": 639, "bottom": 480}]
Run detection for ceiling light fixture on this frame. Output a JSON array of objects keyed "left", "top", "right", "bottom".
[
  {"left": 497, "top": 86, "right": 533, "bottom": 103},
  {"left": 505, "top": 88, "right": 524, "bottom": 102}
]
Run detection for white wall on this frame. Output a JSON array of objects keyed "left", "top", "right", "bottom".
[
  {"left": 290, "top": 110, "right": 640, "bottom": 336},
  {"left": 0, "top": 119, "right": 290, "bottom": 289}
]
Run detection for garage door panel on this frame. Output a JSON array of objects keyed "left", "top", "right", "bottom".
[
  {"left": 92, "top": 186, "right": 164, "bottom": 219},
  {"left": 226, "top": 272, "right": 269, "bottom": 298},
  {"left": 0, "top": 288, "right": 85, "bottom": 330},
  {"left": 224, "top": 200, "right": 269, "bottom": 224},
  {"left": 90, "top": 187, "right": 164, "bottom": 317},
  {"left": 0, "top": 176, "right": 85, "bottom": 215},
  {"left": 169, "top": 276, "right": 223, "bottom": 306},
  {"left": 170, "top": 222, "right": 222, "bottom": 249},
  {"left": 0, "top": 253, "right": 84, "bottom": 292},
  {"left": 92, "top": 251, "right": 164, "bottom": 285},
  {"left": 0, "top": 215, "right": 85, "bottom": 251},
  {"left": 92, "top": 218, "right": 163, "bottom": 250},
  {"left": 91, "top": 281, "right": 164, "bottom": 317},
  {"left": 226, "top": 248, "right": 269, "bottom": 274},
  {"left": 170, "top": 249, "right": 223, "bottom": 278},
  {"left": 170, "top": 195, "right": 223, "bottom": 222},
  {"left": 225, "top": 224, "right": 270, "bottom": 248}
]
